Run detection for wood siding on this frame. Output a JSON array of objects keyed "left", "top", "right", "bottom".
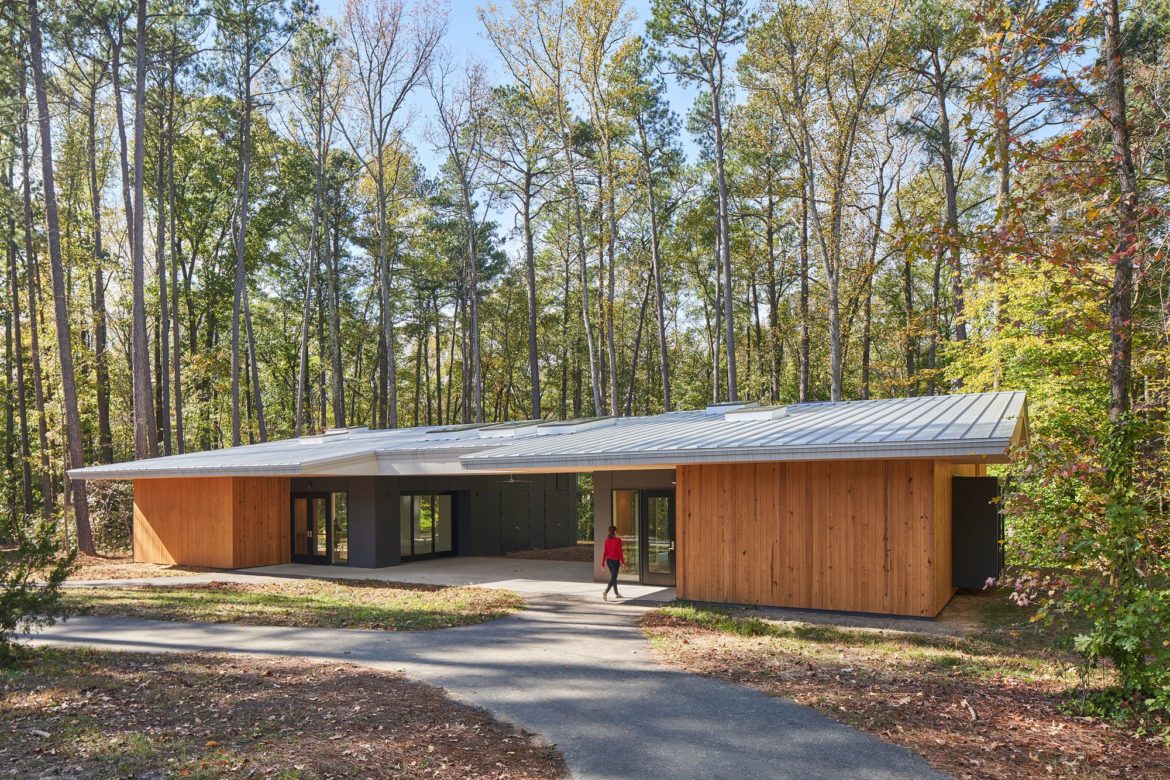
[
  {"left": 676, "top": 460, "right": 955, "bottom": 617},
  {"left": 134, "top": 477, "right": 290, "bottom": 568}
]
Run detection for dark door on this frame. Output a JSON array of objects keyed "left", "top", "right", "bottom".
[
  {"left": 952, "top": 477, "right": 1003, "bottom": 588},
  {"left": 640, "top": 490, "right": 676, "bottom": 586},
  {"left": 291, "top": 493, "right": 331, "bottom": 564}
]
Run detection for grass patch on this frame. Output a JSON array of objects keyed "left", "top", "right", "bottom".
[
  {"left": 0, "top": 646, "right": 565, "bottom": 778},
  {"left": 643, "top": 592, "right": 1170, "bottom": 780},
  {"left": 63, "top": 579, "right": 524, "bottom": 631}
]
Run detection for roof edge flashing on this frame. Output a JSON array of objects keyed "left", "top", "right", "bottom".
[
  {"left": 724, "top": 405, "right": 787, "bottom": 422},
  {"left": 705, "top": 401, "right": 755, "bottom": 414},
  {"left": 537, "top": 416, "right": 615, "bottom": 435}
]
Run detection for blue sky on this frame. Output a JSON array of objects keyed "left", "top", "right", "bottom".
[{"left": 314, "top": 0, "right": 706, "bottom": 175}]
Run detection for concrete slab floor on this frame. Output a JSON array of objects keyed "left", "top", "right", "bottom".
[{"left": 238, "top": 556, "right": 677, "bottom": 602}]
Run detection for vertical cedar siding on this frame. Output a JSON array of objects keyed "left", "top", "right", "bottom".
[
  {"left": 675, "top": 459, "right": 956, "bottom": 617},
  {"left": 134, "top": 477, "right": 290, "bottom": 568}
]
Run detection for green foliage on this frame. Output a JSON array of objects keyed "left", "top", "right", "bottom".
[
  {"left": 1003, "top": 417, "right": 1170, "bottom": 731},
  {"left": 85, "top": 481, "right": 134, "bottom": 553},
  {"left": 0, "top": 518, "right": 76, "bottom": 663}
]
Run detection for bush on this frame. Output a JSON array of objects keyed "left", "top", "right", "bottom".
[
  {"left": 1003, "top": 416, "right": 1170, "bottom": 733},
  {"left": 0, "top": 516, "right": 75, "bottom": 663},
  {"left": 86, "top": 480, "right": 134, "bottom": 554}
]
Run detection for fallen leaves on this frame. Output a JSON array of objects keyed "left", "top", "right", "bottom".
[
  {"left": 1, "top": 647, "right": 566, "bottom": 779},
  {"left": 641, "top": 600, "right": 1170, "bottom": 780}
]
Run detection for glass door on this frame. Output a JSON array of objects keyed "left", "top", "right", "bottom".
[
  {"left": 291, "top": 493, "right": 331, "bottom": 564},
  {"left": 639, "top": 491, "right": 676, "bottom": 586},
  {"left": 399, "top": 493, "right": 454, "bottom": 561}
]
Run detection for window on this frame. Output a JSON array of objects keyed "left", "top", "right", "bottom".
[
  {"left": 400, "top": 493, "right": 454, "bottom": 560},
  {"left": 332, "top": 493, "right": 348, "bottom": 564},
  {"left": 610, "top": 490, "right": 641, "bottom": 582}
]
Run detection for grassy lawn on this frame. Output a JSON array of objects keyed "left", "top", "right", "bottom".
[
  {"left": 63, "top": 579, "right": 525, "bottom": 631},
  {"left": 641, "top": 591, "right": 1170, "bottom": 780},
  {"left": 0, "top": 646, "right": 565, "bottom": 779}
]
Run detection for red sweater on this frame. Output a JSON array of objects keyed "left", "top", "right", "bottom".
[{"left": 603, "top": 536, "right": 624, "bottom": 565}]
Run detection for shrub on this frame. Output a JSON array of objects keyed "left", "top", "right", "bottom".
[
  {"left": 86, "top": 480, "right": 134, "bottom": 554},
  {"left": 0, "top": 516, "right": 75, "bottom": 663},
  {"left": 1003, "top": 416, "right": 1170, "bottom": 733}
]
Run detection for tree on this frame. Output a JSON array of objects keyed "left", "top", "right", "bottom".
[
  {"left": 288, "top": 13, "right": 343, "bottom": 435},
  {"left": 131, "top": 0, "right": 158, "bottom": 458},
  {"left": 25, "top": 0, "right": 94, "bottom": 553},
  {"left": 649, "top": 0, "right": 745, "bottom": 401},
  {"left": 480, "top": 0, "right": 606, "bottom": 416},
  {"left": 613, "top": 36, "right": 681, "bottom": 410},
  {"left": 428, "top": 56, "right": 491, "bottom": 423},
  {"left": 339, "top": 0, "right": 444, "bottom": 429},
  {"left": 213, "top": 0, "right": 297, "bottom": 445},
  {"left": 482, "top": 86, "right": 558, "bottom": 419}
]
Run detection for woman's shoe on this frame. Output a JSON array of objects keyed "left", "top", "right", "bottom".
[{"left": 603, "top": 590, "right": 609, "bottom": 601}]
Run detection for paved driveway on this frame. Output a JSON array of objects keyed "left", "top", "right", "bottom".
[{"left": 29, "top": 587, "right": 947, "bottom": 779}]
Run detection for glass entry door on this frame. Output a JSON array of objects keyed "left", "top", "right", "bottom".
[
  {"left": 639, "top": 491, "right": 676, "bottom": 586},
  {"left": 399, "top": 493, "right": 454, "bottom": 561},
  {"left": 291, "top": 494, "right": 331, "bottom": 564}
]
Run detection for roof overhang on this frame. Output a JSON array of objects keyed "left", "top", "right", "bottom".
[{"left": 460, "top": 438, "right": 1016, "bottom": 472}]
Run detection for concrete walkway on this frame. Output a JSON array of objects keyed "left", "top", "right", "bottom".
[{"left": 28, "top": 594, "right": 947, "bottom": 779}]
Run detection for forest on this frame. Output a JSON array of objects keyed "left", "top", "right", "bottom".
[{"left": 0, "top": 0, "right": 1168, "bottom": 719}]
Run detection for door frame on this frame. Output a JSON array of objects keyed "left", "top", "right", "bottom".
[
  {"left": 399, "top": 491, "right": 458, "bottom": 562},
  {"left": 639, "top": 489, "right": 676, "bottom": 586},
  {"left": 290, "top": 492, "right": 332, "bottom": 564}
]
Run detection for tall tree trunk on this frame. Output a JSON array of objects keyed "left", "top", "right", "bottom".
[
  {"left": 18, "top": 58, "right": 54, "bottom": 518},
  {"left": 167, "top": 60, "right": 185, "bottom": 452},
  {"left": 5, "top": 162, "right": 33, "bottom": 513},
  {"left": 27, "top": 0, "right": 93, "bottom": 551},
  {"left": 765, "top": 194, "right": 780, "bottom": 403},
  {"left": 556, "top": 119, "right": 602, "bottom": 415},
  {"left": 156, "top": 104, "right": 172, "bottom": 456},
  {"left": 931, "top": 51, "right": 966, "bottom": 344},
  {"left": 904, "top": 249, "right": 916, "bottom": 392},
  {"left": 374, "top": 168, "right": 398, "bottom": 428},
  {"left": 709, "top": 66, "right": 737, "bottom": 401},
  {"left": 295, "top": 113, "right": 325, "bottom": 435},
  {"left": 328, "top": 215, "right": 344, "bottom": 427},
  {"left": 798, "top": 175, "right": 810, "bottom": 403},
  {"left": 231, "top": 46, "right": 252, "bottom": 446},
  {"left": 522, "top": 177, "right": 540, "bottom": 418},
  {"left": 1102, "top": 0, "right": 1137, "bottom": 423},
  {"left": 605, "top": 175, "right": 619, "bottom": 416},
  {"left": 637, "top": 118, "right": 672, "bottom": 412},
  {"left": 86, "top": 78, "right": 113, "bottom": 463},
  {"left": 244, "top": 291, "right": 267, "bottom": 441},
  {"left": 131, "top": 0, "right": 158, "bottom": 459}
]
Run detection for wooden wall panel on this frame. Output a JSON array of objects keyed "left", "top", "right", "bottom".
[
  {"left": 134, "top": 478, "right": 235, "bottom": 567},
  {"left": 232, "top": 478, "right": 290, "bottom": 568},
  {"left": 933, "top": 462, "right": 956, "bottom": 609},
  {"left": 676, "top": 459, "right": 954, "bottom": 617},
  {"left": 134, "top": 477, "right": 290, "bottom": 568}
]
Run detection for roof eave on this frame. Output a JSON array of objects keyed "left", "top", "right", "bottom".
[{"left": 460, "top": 438, "right": 1015, "bottom": 471}]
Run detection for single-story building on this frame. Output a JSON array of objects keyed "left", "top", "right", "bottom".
[{"left": 70, "top": 390, "right": 1027, "bottom": 617}]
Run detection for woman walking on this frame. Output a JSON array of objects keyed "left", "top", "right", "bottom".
[{"left": 602, "top": 525, "right": 624, "bottom": 600}]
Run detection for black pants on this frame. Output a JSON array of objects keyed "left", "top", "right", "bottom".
[{"left": 605, "top": 559, "right": 621, "bottom": 594}]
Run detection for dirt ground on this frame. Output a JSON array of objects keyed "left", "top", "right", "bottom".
[
  {"left": 641, "top": 591, "right": 1170, "bottom": 780},
  {"left": 501, "top": 543, "right": 593, "bottom": 563},
  {"left": 1, "top": 647, "right": 567, "bottom": 779}
]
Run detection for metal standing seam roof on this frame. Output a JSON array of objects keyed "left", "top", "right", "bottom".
[
  {"left": 67, "top": 391, "right": 1027, "bottom": 480},
  {"left": 459, "top": 391, "right": 1028, "bottom": 470}
]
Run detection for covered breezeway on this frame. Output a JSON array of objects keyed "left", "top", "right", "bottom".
[{"left": 237, "top": 555, "right": 675, "bottom": 601}]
